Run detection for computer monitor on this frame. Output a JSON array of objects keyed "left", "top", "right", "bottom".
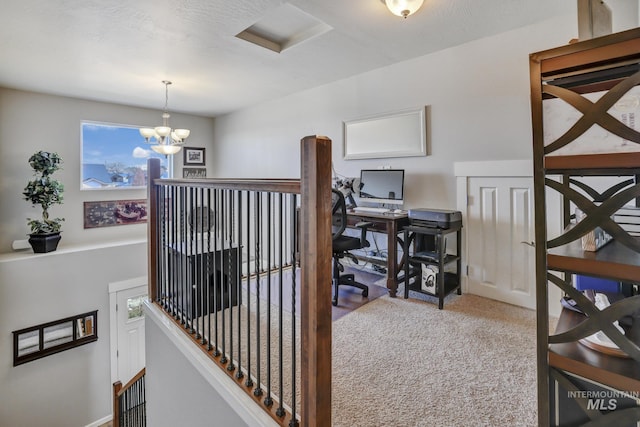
[{"left": 358, "top": 169, "right": 405, "bottom": 206}]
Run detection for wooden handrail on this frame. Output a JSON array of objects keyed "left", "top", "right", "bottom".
[
  {"left": 113, "top": 367, "right": 146, "bottom": 427},
  {"left": 152, "top": 178, "right": 301, "bottom": 194},
  {"left": 116, "top": 368, "right": 147, "bottom": 398}
]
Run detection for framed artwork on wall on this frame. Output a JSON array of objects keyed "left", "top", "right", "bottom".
[
  {"left": 13, "top": 310, "right": 98, "bottom": 366},
  {"left": 183, "top": 168, "right": 207, "bottom": 178},
  {"left": 343, "top": 107, "right": 428, "bottom": 160},
  {"left": 183, "top": 147, "right": 205, "bottom": 166},
  {"left": 83, "top": 199, "right": 147, "bottom": 228}
]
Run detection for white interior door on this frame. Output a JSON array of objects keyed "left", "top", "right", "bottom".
[
  {"left": 466, "top": 176, "right": 536, "bottom": 309},
  {"left": 114, "top": 285, "right": 147, "bottom": 384}
]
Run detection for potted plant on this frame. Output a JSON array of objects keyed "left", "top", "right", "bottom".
[{"left": 22, "top": 151, "right": 65, "bottom": 253}]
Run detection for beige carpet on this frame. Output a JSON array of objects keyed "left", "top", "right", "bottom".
[{"left": 331, "top": 293, "right": 538, "bottom": 427}]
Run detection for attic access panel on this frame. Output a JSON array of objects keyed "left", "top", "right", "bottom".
[{"left": 235, "top": 3, "right": 332, "bottom": 53}]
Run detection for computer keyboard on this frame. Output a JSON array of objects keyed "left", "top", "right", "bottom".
[{"left": 352, "top": 206, "right": 390, "bottom": 213}]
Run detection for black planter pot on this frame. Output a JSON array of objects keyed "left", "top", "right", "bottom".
[{"left": 28, "top": 232, "right": 61, "bottom": 253}]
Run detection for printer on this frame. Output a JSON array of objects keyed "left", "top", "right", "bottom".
[{"left": 408, "top": 208, "right": 462, "bottom": 229}]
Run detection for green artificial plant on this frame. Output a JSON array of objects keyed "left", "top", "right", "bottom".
[{"left": 22, "top": 151, "right": 65, "bottom": 234}]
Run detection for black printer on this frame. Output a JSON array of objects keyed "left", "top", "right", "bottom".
[{"left": 408, "top": 208, "right": 462, "bottom": 229}]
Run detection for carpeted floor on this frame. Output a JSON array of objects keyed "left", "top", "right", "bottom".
[
  {"left": 331, "top": 291, "right": 539, "bottom": 427},
  {"left": 112, "top": 266, "right": 540, "bottom": 426}
]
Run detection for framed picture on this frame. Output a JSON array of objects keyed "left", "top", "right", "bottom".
[
  {"left": 183, "top": 167, "right": 207, "bottom": 178},
  {"left": 183, "top": 147, "right": 205, "bottom": 166},
  {"left": 343, "top": 107, "right": 428, "bottom": 160},
  {"left": 83, "top": 199, "right": 148, "bottom": 228}
]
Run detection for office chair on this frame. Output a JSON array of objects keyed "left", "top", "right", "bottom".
[{"left": 331, "top": 189, "right": 371, "bottom": 306}]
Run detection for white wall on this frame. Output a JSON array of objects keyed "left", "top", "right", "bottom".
[
  {"left": 145, "top": 303, "right": 277, "bottom": 427},
  {"left": 0, "top": 241, "right": 146, "bottom": 427},
  {"left": 0, "top": 89, "right": 215, "bottom": 426},
  {"left": 0, "top": 88, "right": 215, "bottom": 253},
  {"left": 210, "top": 11, "right": 579, "bottom": 212}
]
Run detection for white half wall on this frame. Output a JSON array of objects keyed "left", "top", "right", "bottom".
[{"left": 145, "top": 302, "right": 277, "bottom": 427}]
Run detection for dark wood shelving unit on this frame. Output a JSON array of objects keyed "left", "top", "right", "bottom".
[
  {"left": 550, "top": 309, "right": 640, "bottom": 393},
  {"left": 402, "top": 223, "right": 462, "bottom": 309},
  {"left": 545, "top": 153, "right": 640, "bottom": 173},
  {"left": 548, "top": 240, "right": 640, "bottom": 283},
  {"left": 531, "top": 28, "right": 640, "bottom": 426}
]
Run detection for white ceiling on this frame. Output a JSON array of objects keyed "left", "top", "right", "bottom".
[{"left": 0, "top": 0, "right": 572, "bottom": 117}]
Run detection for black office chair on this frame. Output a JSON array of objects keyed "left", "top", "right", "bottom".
[{"left": 331, "top": 189, "right": 371, "bottom": 306}]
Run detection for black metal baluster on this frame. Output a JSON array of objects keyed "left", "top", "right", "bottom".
[
  {"left": 254, "top": 191, "right": 263, "bottom": 397},
  {"left": 206, "top": 188, "right": 212, "bottom": 350},
  {"left": 220, "top": 189, "right": 227, "bottom": 364},
  {"left": 289, "top": 193, "right": 299, "bottom": 427},
  {"left": 156, "top": 185, "right": 164, "bottom": 306},
  {"left": 180, "top": 186, "right": 187, "bottom": 325},
  {"left": 198, "top": 187, "right": 205, "bottom": 340},
  {"left": 227, "top": 189, "right": 236, "bottom": 374},
  {"left": 142, "top": 374, "right": 146, "bottom": 426},
  {"left": 169, "top": 186, "right": 176, "bottom": 315},
  {"left": 264, "top": 192, "right": 273, "bottom": 407},
  {"left": 235, "top": 190, "right": 244, "bottom": 380},
  {"left": 161, "top": 185, "right": 168, "bottom": 308},
  {"left": 191, "top": 187, "right": 198, "bottom": 335},
  {"left": 187, "top": 187, "right": 195, "bottom": 334},
  {"left": 245, "top": 190, "right": 253, "bottom": 389},
  {"left": 212, "top": 189, "right": 220, "bottom": 357},
  {"left": 276, "top": 193, "right": 286, "bottom": 418}
]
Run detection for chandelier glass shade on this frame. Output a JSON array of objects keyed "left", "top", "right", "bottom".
[
  {"left": 140, "top": 81, "right": 190, "bottom": 156},
  {"left": 384, "top": 0, "right": 424, "bottom": 18}
]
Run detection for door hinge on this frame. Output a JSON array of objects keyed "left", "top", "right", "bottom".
[
  {"left": 466, "top": 265, "right": 469, "bottom": 276},
  {"left": 116, "top": 303, "right": 118, "bottom": 312},
  {"left": 117, "top": 350, "right": 119, "bottom": 358},
  {"left": 467, "top": 195, "right": 473, "bottom": 206}
]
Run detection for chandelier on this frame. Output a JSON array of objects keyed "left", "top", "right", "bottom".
[
  {"left": 383, "top": 0, "right": 424, "bottom": 18},
  {"left": 139, "top": 80, "right": 190, "bottom": 156}
]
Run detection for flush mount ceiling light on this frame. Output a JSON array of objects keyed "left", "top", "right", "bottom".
[
  {"left": 140, "top": 80, "right": 190, "bottom": 157},
  {"left": 382, "top": 0, "right": 424, "bottom": 18}
]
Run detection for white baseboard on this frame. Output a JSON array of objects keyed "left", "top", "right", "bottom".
[{"left": 86, "top": 414, "right": 112, "bottom": 427}]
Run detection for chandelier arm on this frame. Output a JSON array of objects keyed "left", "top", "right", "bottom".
[{"left": 140, "top": 80, "right": 189, "bottom": 155}]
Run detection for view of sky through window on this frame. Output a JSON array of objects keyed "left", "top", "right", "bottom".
[{"left": 81, "top": 122, "right": 170, "bottom": 190}]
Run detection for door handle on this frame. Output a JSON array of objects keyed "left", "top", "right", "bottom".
[{"left": 521, "top": 241, "right": 535, "bottom": 247}]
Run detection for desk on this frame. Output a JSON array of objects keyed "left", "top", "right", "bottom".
[{"left": 346, "top": 210, "right": 409, "bottom": 297}]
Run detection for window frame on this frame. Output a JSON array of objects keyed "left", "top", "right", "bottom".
[{"left": 80, "top": 121, "right": 173, "bottom": 191}]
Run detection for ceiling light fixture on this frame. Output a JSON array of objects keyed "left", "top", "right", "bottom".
[
  {"left": 140, "top": 80, "right": 190, "bottom": 156},
  {"left": 383, "top": 0, "right": 424, "bottom": 19}
]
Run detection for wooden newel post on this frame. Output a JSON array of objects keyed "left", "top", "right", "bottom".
[
  {"left": 147, "top": 158, "right": 161, "bottom": 303},
  {"left": 112, "top": 381, "right": 122, "bottom": 427},
  {"left": 300, "top": 135, "right": 333, "bottom": 426}
]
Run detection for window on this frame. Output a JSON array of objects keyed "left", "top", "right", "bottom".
[
  {"left": 127, "top": 295, "right": 146, "bottom": 320},
  {"left": 81, "top": 121, "right": 171, "bottom": 190}
]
